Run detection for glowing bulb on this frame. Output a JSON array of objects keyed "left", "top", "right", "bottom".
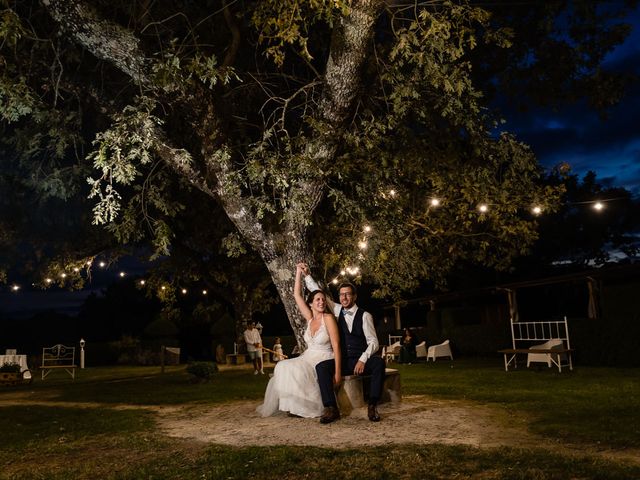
[
  {"left": 11, "top": 285, "right": 20, "bottom": 292},
  {"left": 532, "top": 206, "right": 542, "bottom": 215},
  {"left": 478, "top": 204, "right": 488, "bottom": 213},
  {"left": 363, "top": 225, "right": 371, "bottom": 233},
  {"left": 60, "top": 273, "right": 67, "bottom": 278},
  {"left": 139, "top": 280, "right": 146, "bottom": 286},
  {"left": 181, "top": 288, "right": 187, "bottom": 294},
  {"left": 119, "top": 271, "right": 126, "bottom": 278},
  {"left": 389, "top": 189, "right": 396, "bottom": 197},
  {"left": 332, "top": 278, "right": 338, "bottom": 284},
  {"left": 202, "top": 289, "right": 208, "bottom": 295},
  {"left": 340, "top": 270, "right": 346, "bottom": 276},
  {"left": 99, "top": 261, "right": 106, "bottom": 268},
  {"left": 430, "top": 198, "right": 440, "bottom": 207},
  {"left": 358, "top": 241, "right": 367, "bottom": 250},
  {"left": 73, "top": 267, "right": 79, "bottom": 273},
  {"left": 593, "top": 202, "right": 604, "bottom": 211},
  {"left": 86, "top": 261, "right": 92, "bottom": 266},
  {"left": 161, "top": 285, "right": 166, "bottom": 291},
  {"left": 45, "top": 278, "right": 53, "bottom": 284}
]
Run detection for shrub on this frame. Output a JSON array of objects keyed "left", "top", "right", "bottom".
[{"left": 186, "top": 361, "right": 218, "bottom": 382}]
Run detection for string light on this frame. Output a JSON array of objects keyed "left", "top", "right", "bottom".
[
  {"left": 181, "top": 288, "right": 187, "bottom": 294},
  {"left": 161, "top": 285, "right": 166, "bottom": 291},
  {"left": 0, "top": 194, "right": 627, "bottom": 293}
]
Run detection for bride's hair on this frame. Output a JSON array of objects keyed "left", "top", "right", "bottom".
[{"left": 306, "top": 289, "right": 325, "bottom": 305}]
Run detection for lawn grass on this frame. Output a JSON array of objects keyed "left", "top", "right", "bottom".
[
  {"left": 396, "top": 359, "right": 640, "bottom": 447},
  {"left": 1, "top": 361, "right": 639, "bottom": 479}
]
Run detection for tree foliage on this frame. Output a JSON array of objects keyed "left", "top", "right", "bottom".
[{"left": 1, "top": 0, "right": 635, "bottom": 344}]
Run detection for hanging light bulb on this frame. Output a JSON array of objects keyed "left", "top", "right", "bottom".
[
  {"left": 532, "top": 206, "right": 542, "bottom": 215},
  {"left": 119, "top": 272, "right": 126, "bottom": 278},
  {"left": 139, "top": 280, "right": 146, "bottom": 286},
  {"left": 363, "top": 225, "right": 371, "bottom": 233},
  {"left": 202, "top": 289, "right": 208, "bottom": 295},
  {"left": 181, "top": 288, "right": 187, "bottom": 294},
  {"left": 11, "top": 284, "right": 20, "bottom": 292},
  {"left": 358, "top": 241, "right": 367, "bottom": 250},
  {"left": 430, "top": 198, "right": 440, "bottom": 207},
  {"left": 478, "top": 204, "right": 488, "bottom": 213},
  {"left": 593, "top": 202, "right": 604, "bottom": 211}
]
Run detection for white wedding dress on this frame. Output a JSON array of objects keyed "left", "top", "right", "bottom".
[{"left": 257, "top": 319, "right": 334, "bottom": 418}]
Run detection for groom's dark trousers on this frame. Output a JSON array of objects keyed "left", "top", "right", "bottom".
[{"left": 316, "top": 308, "right": 385, "bottom": 408}]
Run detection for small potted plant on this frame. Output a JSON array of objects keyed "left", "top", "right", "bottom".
[{"left": 0, "top": 362, "right": 22, "bottom": 385}]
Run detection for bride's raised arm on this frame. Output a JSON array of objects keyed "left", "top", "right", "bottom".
[{"left": 294, "top": 263, "right": 312, "bottom": 322}]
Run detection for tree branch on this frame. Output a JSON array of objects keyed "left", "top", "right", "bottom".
[{"left": 41, "top": 0, "right": 152, "bottom": 85}]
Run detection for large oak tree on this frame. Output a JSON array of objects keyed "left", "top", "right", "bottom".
[{"left": 1, "top": 0, "right": 634, "bottom": 345}]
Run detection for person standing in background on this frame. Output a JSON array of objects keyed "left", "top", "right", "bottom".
[{"left": 244, "top": 321, "right": 264, "bottom": 375}]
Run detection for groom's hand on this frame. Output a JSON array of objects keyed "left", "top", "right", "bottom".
[{"left": 353, "top": 361, "right": 365, "bottom": 375}]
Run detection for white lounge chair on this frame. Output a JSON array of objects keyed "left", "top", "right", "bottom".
[
  {"left": 383, "top": 341, "right": 401, "bottom": 363},
  {"left": 527, "top": 339, "right": 566, "bottom": 368},
  {"left": 415, "top": 341, "right": 427, "bottom": 361},
  {"left": 427, "top": 340, "right": 453, "bottom": 361}
]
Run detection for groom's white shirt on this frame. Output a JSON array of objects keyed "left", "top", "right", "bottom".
[{"left": 304, "top": 276, "right": 379, "bottom": 364}]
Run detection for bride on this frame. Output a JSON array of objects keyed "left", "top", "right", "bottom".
[{"left": 257, "top": 263, "right": 341, "bottom": 418}]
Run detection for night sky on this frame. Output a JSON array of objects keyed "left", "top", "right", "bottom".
[{"left": 507, "top": 6, "right": 640, "bottom": 196}]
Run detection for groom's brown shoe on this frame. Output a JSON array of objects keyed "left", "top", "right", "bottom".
[
  {"left": 368, "top": 404, "right": 381, "bottom": 422},
  {"left": 320, "top": 406, "right": 340, "bottom": 424}
]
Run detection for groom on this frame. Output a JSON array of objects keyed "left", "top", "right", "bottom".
[{"left": 304, "top": 268, "right": 385, "bottom": 423}]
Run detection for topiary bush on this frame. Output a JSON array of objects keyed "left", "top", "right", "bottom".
[{"left": 186, "top": 361, "right": 218, "bottom": 382}]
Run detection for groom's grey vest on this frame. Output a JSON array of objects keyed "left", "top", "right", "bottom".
[{"left": 338, "top": 308, "right": 367, "bottom": 360}]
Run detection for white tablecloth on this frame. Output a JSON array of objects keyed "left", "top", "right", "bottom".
[{"left": 0, "top": 354, "right": 28, "bottom": 372}]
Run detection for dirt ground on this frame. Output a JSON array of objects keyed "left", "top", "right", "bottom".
[
  {"left": 157, "top": 395, "right": 533, "bottom": 448},
  {"left": 154, "top": 395, "right": 640, "bottom": 465},
  {"left": 2, "top": 390, "right": 639, "bottom": 465}
]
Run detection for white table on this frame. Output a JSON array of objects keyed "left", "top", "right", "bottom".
[{"left": 0, "top": 354, "right": 28, "bottom": 372}]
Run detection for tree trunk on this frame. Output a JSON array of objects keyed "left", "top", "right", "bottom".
[{"left": 262, "top": 239, "right": 311, "bottom": 350}]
